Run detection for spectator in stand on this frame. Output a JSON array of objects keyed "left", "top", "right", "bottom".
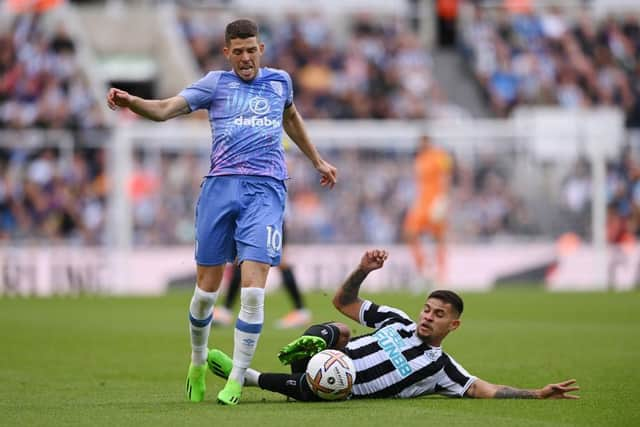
[
  {"left": 0, "top": 14, "right": 103, "bottom": 130},
  {"left": 462, "top": 4, "right": 639, "bottom": 122},
  {"left": 0, "top": 147, "right": 107, "bottom": 243}
]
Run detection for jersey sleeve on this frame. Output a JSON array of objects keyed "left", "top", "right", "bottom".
[
  {"left": 435, "top": 354, "right": 477, "bottom": 397},
  {"left": 282, "top": 70, "right": 294, "bottom": 108},
  {"left": 358, "top": 300, "right": 413, "bottom": 329},
  {"left": 178, "top": 71, "right": 222, "bottom": 112}
]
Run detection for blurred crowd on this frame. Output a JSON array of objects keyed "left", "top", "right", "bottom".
[
  {"left": 128, "top": 150, "right": 205, "bottom": 245},
  {"left": 3, "top": 6, "right": 639, "bottom": 246},
  {"left": 0, "top": 13, "right": 108, "bottom": 244},
  {"left": 124, "top": 146, "right": 535, "bottom": 246},
  {"left": 285, "top": 148, "right": 533, "bottom": 243},
  {"left": 0, "top": 145, "right": 107, "bottom": 243},
  {"left": 562, "top": 147, "right": 640, "bottom": 244},
  {"left": 0, "top": 13, "right": 105, "bottom": 130},
  {"left": 0, "top": 143, "right": 542, "bottom": 245},
  {"left": 178, "top": 11, "right": 446, "bottom": 120},
  {"left": 9, "top": 139, "right": 640, "bottom": 246},
  {"left": 462, "top": 2, "right": 640, "bottom": 126}
]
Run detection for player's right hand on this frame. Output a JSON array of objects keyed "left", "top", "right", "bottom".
[
  {"left": 106, "top": 87, "right": 132, "bottom": 110},
  {"left": 359, "top": 249, "right": 388, "bottom": 273}
]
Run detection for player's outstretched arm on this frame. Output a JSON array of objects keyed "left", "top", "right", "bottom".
[
  {"left": 106, "top": 88, "right": 191, "bottom": 122},
  {"left": 332, "top": 249, "right": 389, "bottom": 322},
  {"left": 465, "top": 378, "right": 580, "bottom": 399},
  {"left": 282, "top": 104, "right": 337, "bottom": 188}
]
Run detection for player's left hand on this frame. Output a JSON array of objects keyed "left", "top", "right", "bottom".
[
  {"left": 316, "top": 159, "right": 337, "bottom": 189},
  {"left": 539, "top": 379, "right": 580, "bottom": 399}
]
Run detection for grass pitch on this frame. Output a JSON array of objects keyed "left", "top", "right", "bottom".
[{"left": 1, "top": 288, "right": 638, "bottom": 426}]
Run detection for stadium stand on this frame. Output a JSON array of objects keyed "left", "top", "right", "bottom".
[
  {"left": 0, "top": 13, "right": 105, "bottom": 129},
  {"left": 0, "top": 145, "right": 108, "bottom": 243},
  {"left": 461, "top": 2, "right": 640, "bottom": 122},
  {"left": 0, "top": 10, "right": 109, "bottom": 243},
  {"left": 1, "top": 0, "right": 639, "bottom": 248}
]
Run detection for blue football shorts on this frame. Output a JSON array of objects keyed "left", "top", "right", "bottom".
[{"left": 194, "top": 175, "right": 286, "bottom": 266}]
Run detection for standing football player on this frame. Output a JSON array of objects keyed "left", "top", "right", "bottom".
[
  {"left": 106, "top": 18, "right": 337, "bottom": 405},
  {"left": 403, "top": 134, "right": 452, "bottom": 287}
]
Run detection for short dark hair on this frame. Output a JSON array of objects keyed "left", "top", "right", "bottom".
[
  {"left": 225, "top": 19, "right": 259, "bottom": 44},
  {"left": 428, "top": 290, "right": 464, "bottom": 317}
]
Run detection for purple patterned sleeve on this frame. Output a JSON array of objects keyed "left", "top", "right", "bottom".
[{"left": 179, "top": 71, "right": 222, "bottom": 112}]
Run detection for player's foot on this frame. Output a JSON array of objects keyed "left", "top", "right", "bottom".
[
  {"left": 217, "top": 379, "right": 242, "bottom": 405},
  {"left": 275, "top": 309, "right": 311, "bottom": 329},
  {"left": 185, "top": 363, "right": 207, "bottom": 402},
  {"left": 207, "top": 349, "right": 232, "bottom": 380},
  {"left": 277, "top": 335, "right": 326, "bottom": 365},
  {"left": 213, "top": 306, "right": 233, "bottom": 327}
]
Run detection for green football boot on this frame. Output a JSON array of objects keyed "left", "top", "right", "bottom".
[
  {"left": 217, "top": 379, "right": 242, "bottom": 406},
  {"left": 277, "top": 335, "right": 327, "bottom": 365},
  {"left": 207, "top": 349, "right": 232, "bottom": 380},
  {"left": 185, "top": 363, "right": 207, "bottom": 402}
]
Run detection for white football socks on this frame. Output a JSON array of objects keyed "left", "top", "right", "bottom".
[
  {"left": 229, "top": 287, "right": 264, "bottom": 384},
  {"left": 188, "top": 286, "right": 218, "bottom": 365}
]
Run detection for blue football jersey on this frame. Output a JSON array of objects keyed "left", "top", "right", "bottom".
[{"left": 179, "top": 67, "right": 293, "bottom": 180}]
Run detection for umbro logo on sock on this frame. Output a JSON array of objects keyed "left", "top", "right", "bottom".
[{"left": 242, "top": 338, "right": 256, "bottom": 346}]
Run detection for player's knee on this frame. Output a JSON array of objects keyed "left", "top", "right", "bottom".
[
  {"left": 240, "top": 260, "right": 270, "bottom": 287},
  {"left": 196, "top": 265, "right": 224, "bottom": 291},
  {"left": 302, "top": 323, "right": 339, "bottom": 348},
  {"left": 303, "top": 324, "right": 329, "bottom": 338},
  {"left": 240, "top": 287, "right": 265, "bottom": 311},
  {"left": 331, "top": 322, "right": 351, "bottom": 350},
  {"left": 402, "top": 228, "right": 418, "bottom": 242},
  {"left": 303, "top": 322, "right": 350, "bottom": 350}
]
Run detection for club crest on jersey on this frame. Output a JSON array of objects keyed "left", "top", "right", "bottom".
[
  {"left": 424, "top": 348, "right": 442, "bottom": 363},
  {"left": 249, "top": 96, "right": 270, "bottom": 114}
]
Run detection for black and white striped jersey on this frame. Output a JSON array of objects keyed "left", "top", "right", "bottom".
[{"left": 343, "top": 300, "right": 476, "bottom": 399}]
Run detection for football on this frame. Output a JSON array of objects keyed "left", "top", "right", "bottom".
[{"left": 305, "top": 349, "right": 356, "bottom": 400}]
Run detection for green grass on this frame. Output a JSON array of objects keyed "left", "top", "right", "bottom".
[{"left": 1, "top": 289, "right": 639, "bottom": 426}]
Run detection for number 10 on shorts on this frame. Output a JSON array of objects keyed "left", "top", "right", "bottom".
[{"left": 266, "top": 225, "right": 282, "bottom": 252}]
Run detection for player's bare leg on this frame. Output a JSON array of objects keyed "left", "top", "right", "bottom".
[
  {"left": 217, "top": 260, "right": 269, "bottom": 405},
  {"left": 405, "top": 229, "right": 432, "bottom": 294},
  {"left": 212, "top": 264, "right": 240, "bottom": 327},
  {"left": 406, "top": 231, "right": 426, "bottom": 274},
  {"left": 186, "top": 265, "right": 223, "bottom": 402},
  {"left": 434, "top": 233, "right": 447, "bottom": 287}
]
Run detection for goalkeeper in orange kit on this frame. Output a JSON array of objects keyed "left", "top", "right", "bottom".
[{"left": 403, "top": 134, "right": 452, "bottom": 287}]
